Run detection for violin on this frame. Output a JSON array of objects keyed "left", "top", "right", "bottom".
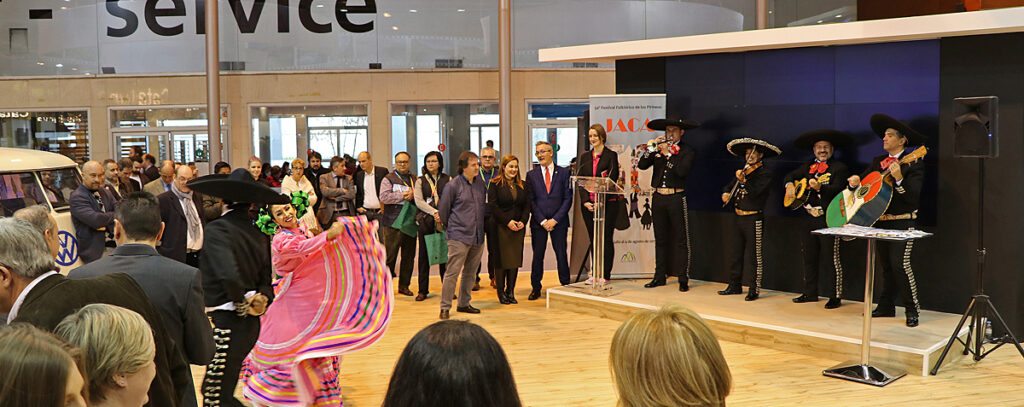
[{"left": 723, "top": 162, "right": 763, "bottom": 208}]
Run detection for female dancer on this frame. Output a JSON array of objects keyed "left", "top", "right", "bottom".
[{"left": 242, "top": 193, "right": 393, "bottom": 406}]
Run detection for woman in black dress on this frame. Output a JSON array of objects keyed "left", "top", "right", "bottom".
[
  {"left": 577, "top": 124, "right": 620, "bottom": 283},
  {"left": 488, "top": 155, "right": 531, "bottom": 304}
]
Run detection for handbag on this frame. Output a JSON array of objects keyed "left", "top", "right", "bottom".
[
  {"left": 391, "top": 201, "right": 419, "bottom": 237},
  {"left": 416, "top": 211, "right": 436, "bottom": 235},
  {"left": 613, "top": 197, "right": 630, "bottom": 231},
  {"left": 424, "top": 230, "right": 449, "bottom": 265}
]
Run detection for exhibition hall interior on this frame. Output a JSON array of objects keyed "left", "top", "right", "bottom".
[{"left": 1, "top": 1, "right": 1023, "bottom": 406}]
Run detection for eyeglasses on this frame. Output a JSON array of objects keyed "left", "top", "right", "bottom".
[
  {"left": 481, "top": 155, "right": 495, "bottom": 159},
  {"left": 535, "top": 150, "right": 552, "bottom": 155}
]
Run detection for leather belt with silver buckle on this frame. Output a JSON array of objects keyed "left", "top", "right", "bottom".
[
  {"left": 655, "top": 188, "right": 685, "bottom": 195},
  {"left": 734, "top": 208, "right": 762, "bottom": 216},
  {"left": 804, "top": 206, "right": 824, "bottom": 217},
  {"left": 877, "top": 213, "right": 917, "bottom": 221}
]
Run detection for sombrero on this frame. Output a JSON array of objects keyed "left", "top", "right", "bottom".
[
  {"left": 647, "top": 115, "right": 701, "bottom": 131},
  {"left": 727, "top": 138, "right": 782, "bottom": 158},
  {"left": 187, "top": 168, "right": 289, "bottom": 204},
  {"left": 793, "top": 129, "right": 852, "bottom": 150},
  {"left": 869, "top": 113, "right": 926, "bottom": 146}
]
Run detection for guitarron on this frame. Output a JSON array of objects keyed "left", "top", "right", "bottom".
[{"left": 825, "top": 146, "right": 927, "bottom": 227}]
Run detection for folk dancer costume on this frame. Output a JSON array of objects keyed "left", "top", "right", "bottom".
[
  {"left": 639, "top": 116, "right": 699, "bottom": 291},
  {"left": 188, "top": 169, "right": 286, "bottom": 407},
  {"left": 241, "top": 193, "right": 393, "bottom": 406},
  {"left": 786, "top": 130, "right": 852, "bottom": 309},
  {"left": 719, "top": 138, "right": 780, "bottom": 301},
  {"left": 864, "top": 114, "right": 926, "bottom": 328}
]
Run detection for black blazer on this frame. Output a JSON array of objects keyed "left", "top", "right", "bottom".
[
  {"left": 13, "top": 273, "right": 191, "bottom": 407},
  {"left": 144, "top": 165, "right": 160, "bottom": 185},
  {"left": 575, "top": 148, "right": 620, "bottom": 204},
  {"left": 354, "top": 165, "right": 388, "bottom": 209},
  {"left": 156, "top": 190, "right": 207, "bottom": 263},
  {"left": 69, "top": 185, "right": 117, "bottom": 264},
  {"left": 487, "top": 181, "right": 532, "bottom": 228},
  {"left": 198, "top": 208, "right": 275, "bottom": 308}
]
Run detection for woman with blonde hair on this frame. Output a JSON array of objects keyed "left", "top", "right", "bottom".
[
  {"left": 55, "top": 304, "right": 157, "bottom": 407},
  {"left": 610, "top": 305, "right": 731, "bottom": 407},
  {"left": 0, "top": 324, "right": 88, "bottom": 407},
  {"left": 281, "top": 157, "right": 321, "bottom": 231}
]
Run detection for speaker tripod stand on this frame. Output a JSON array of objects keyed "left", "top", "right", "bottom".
[{"left": 931, "top": 158, "right": 1024, "bottom": 375}]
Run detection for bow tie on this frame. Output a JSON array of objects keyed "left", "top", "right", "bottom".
[
  {"left": 880, "top": 157, "right": 897, "bottom": 169},
  {"left": 808, "top": 162, "right": 828, "bottom": 174}
]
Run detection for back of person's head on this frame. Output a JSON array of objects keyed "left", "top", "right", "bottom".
[
  {"left": 0, "top": 323, "right": 88, "bottom": 407},
  {"left": 0, "top": 217, "right": 54, "bottom": 280},
  {"left": 55, "top": 304, "right": 156, "bottom": 405},
  {"left": 13, "top": 205, "right": 53, "bottom": 238},
  {"left": 382, "top": 320, "right": 521, "bottom": 407},
  {"left": 610, "top": 305, "right": 731, "bottom": 407},
  {"left": 115, "top": 193, "right": 162, "bottom": 241}
]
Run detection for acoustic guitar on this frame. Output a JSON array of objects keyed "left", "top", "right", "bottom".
[
  {"left": 825, "top": 146, "right": 927, "bottom": 228},
  {"left": 784, "top": 173, "right": 832, "bottom": 210}
]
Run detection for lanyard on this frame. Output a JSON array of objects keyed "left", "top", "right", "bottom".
[
  {"left": 480, "top": 167, "right": 495, "bottom": 190},
  {"left": 425, "top": 174, "right": 440, "bottom": 201}
]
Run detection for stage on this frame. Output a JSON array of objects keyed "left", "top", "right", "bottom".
[{"left": 547, "top": 279, "right": 971, "bottom": 377}]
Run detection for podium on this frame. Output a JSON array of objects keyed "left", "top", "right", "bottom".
[
  {"left": 813, "top": 225, "right": 932, "bottom": 386},
  {"left": 572, "top": 176, "right": 626, "bottom": 296}
]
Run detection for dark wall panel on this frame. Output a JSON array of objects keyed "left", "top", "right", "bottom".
[
  {"left": 744, "top": 47, "right": 835, "bottom": 106},
  {"left": 835, "top": 41, "right": 941, "bottom": 104},
  {"left": 615, "top": 58, "right": 666, "bottom": 94}
]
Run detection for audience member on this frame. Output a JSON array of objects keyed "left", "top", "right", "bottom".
[
  {"left": 317, "top": 155, "right": 356, "bottom": 228},
  {"left": 380, "top": 152, "right": 418, "bottom": 292},
  {"left": 610, "top": 305, "right": 731, "bottom": 407},
  {"left": 0, "top": 217, "right": 191, "bottom": 407},
  {"left": 382, "top": 320, "right": 521, "bottom": 407},
  {"left": 118, "top": 158, "right": 142, "bottom": 195},
  {"left": 488, "top": 155, "right": 531, "bottom": 305},
  {"left": 69, "top": 192, "right": 213, "bottom": 407},
  {"left": 281, "top": 157, "right": 320, "bottom": 231},
  {"left": 70, "top": 161, "right": 117, "bottom": 264},
  {"left": 477, "top": 146, "right": 500, "bottom": 290},
  {"left": 141, "top": 154, "right": 159, "bottom": 185},
  {"left": 103, "top": 159, "right": 124, "bottom": 202},
  {"left": 354, "top": 151, "right": 387, "bottom": 223},
  {"left": 13, "top": 205, "right": 60, "bottom": 259},
  {"left": 130, "top": 158, "right": 145, "bottom": 186},
  {"left": 305, "top": 150, "right": 329, "bottom": 215},
  {"left": 248, "top": 157, "right": 269, "bottom": 187},
  {"left": 0, "top": 323, "right": 87, "bottom": 407},
  {"left": 143, "top": 160, "right": 176, "bottom": 196},
  {"left": 525, "top": 141, "right": 573, "bottom": 300},
  {"left": 412, "top": 151, "right": 450, "bottom": 301},
  {"left": 263, "top": 162, "right": 279, "bottom": 187},
  {"left": 202, "top": 161, "right": 233, "bottom": 222},
  {"left": 55, "top": 304, "right": 157, "bottom": 407},
  {"left": 437, "top": 151, "right": 487, "bottom": 320},
  {"left": 157, "top": 166, "right": 206, "bottom": 266}
]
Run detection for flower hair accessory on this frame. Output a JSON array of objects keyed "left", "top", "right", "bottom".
[
  {"left": 289, "top": 191, "right": 309, "bottom": 219},
  {"left": 253, "top": 191, "right": 311, "bottom": 236}
]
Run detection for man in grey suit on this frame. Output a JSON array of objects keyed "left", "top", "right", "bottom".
[
  {"left": 318, "top": 156, "right": 356, "bottom": 228},
  {"left": 144, "top": 160, "right": 177, "bottom": 196},
  {"left": 69, "top": 192, "right": 214, "bottom": 407}
]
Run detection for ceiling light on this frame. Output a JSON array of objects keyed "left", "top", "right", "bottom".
[
  {"left": 383, "top": 12, "right": 391, "bottom": 17},
  {"left": 835, "top": 14, "right": 843, "bottom": 18},
  {"left": 457, "top": 9, "right": 465, "bottom": 12},
  {"left": 61, "top": 6, "right": 67, "bottom": 10},
  {"left": 37, "top": 62, "right": 44, "bottom": 66},
  {"left": 56, "top": 63, "right": 63, "bottom": 68},
  {"left": 72, "top": 68, "right": 78, "bottom": 71},
  {"left": 409, "top": 9, "right": 417, "bottom": 13},
  {"left": 392, "top": 26, "right": 398, "bottom": 30},
  {"left": 316, "top": 4, "right": 324, "bottom": 7},
  {"left": 817, "top": 20, "right": 823, "bottom": 23}
]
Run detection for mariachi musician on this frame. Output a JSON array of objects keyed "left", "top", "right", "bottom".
[
  {"left": 719, "top": 138, "right": 780, "bottom": 301},
  {"left": 786, "top": 130, "right": 851, "bottom": 309},
  {"left": 639, "top": 116, "right": 700, "bottom": 292},
  {"left": 849, "top": 114, "right": 926, "bottom": 328}
]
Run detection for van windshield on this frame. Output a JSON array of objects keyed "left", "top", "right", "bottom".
[
  {"left": 0, "top": 172, "right": 41, "bottom": 217},
  {"left": 38, "top": 168, "right": 81, "bottom": 212}
]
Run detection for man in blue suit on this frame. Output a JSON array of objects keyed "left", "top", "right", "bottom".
[
  {"left": 525, "top": 141, "right": 573, "bottom": 300},
  {"left": 69, "top": 161, "right": 117, "bottom": 263}
]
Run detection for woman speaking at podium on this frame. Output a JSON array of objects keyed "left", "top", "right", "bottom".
[{"left": 576, "top": 124, "right": 620, "bottom": 284}]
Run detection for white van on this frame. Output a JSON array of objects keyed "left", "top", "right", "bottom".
[{"left": 0, "top": 147, "right": 84, "bottom": 271}]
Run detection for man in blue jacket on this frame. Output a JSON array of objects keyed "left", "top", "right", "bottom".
[{"left": 525, "top": 141, "right": 573, "bottom": 300}]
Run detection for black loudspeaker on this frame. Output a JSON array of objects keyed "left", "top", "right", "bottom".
[{"left": 953, "top": 96, "right": 998, "bottom": 158}]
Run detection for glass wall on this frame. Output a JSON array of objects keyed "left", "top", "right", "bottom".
[
  {"left": 251, "top": 104, "right": 369, "bottom": 167},
  {"left": 526, "top": 102, "right": 586, "bottom": 168},
  {"left": 110, "top": 106, "right": 228, "bottom": 169},
  {"left": 390, "top": 103, "right": 498, "bottom": 174},
  {"left": 768, "top": 0, "right": 857, "bottom": 28},
  {"left": 0, "top": 110, "right": 89, "bottom": 163}
]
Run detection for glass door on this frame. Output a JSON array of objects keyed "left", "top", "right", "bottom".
[
  {"left": 528, "top": 122, "right": 578, "bottom": 168},
  {"left": 116, "top": 132, "right": 169, "bottom": 161}
]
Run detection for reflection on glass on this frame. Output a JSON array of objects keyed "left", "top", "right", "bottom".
[
  {"left": 0, "top": 173, "right": 38, "bottom": 217},
  {"left": 251, "top": 105, "right": 369, "bottom": 166},
  {"left": 42, "top": 168, "right": 81, "bottom": 211},
  {"left": 0, "top": 111, "right": 89, "bottom": 163},
  {"left": 390, "top": 103, "right": 499, "bottom": 173}
]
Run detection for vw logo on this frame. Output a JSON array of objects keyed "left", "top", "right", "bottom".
[{"left": 56, "top": 230, "right": 78, "bottom": 266}]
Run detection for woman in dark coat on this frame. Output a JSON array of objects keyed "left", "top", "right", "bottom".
[
  {"left": 577, "top": 123, "right": 620, "bottom": 282},
  {"left": 488, "top": 155, "right": 531, "bottom": 304},
  {"left": 413, "top": 151, "right": 452, "bottom": 301}
]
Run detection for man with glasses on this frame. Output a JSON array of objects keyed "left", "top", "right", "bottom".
[
  {"left": 476, "top": 146, "right": 499, "bottom": 290},
  {"left": 524, "top": 141, "right": 573, "bottom": 300},
  {"left": 379, "top": 152, "right": 418, "bottom": 295}
]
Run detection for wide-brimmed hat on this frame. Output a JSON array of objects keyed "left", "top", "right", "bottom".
[
  {"left": 187, "top": 168, "right": 289, "bottom": 205},
  {"left": 869, "top": 113, "right": 926, "bottom": 146},
  {"left": 727, "top": 138, "right": 782, "bottom": 158},
  {"left": 647, "top": 115, "right": 701, "bottom": 131},
  {"left": 794, "top": 129, "right": 853, "bottom": 150}
]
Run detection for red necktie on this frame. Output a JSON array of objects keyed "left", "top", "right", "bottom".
[{"left": 544, "top": 167, "right": 551, "bottom": 194}]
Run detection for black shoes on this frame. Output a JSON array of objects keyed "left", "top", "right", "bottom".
[
  {"left": 679, "top": 283, "right": 689, "bottom": 292},
  {"left": 415, "top": 293, "right": 427, "bottom": 302},
  {"left": 871, "top": 306, "right": 896, "bottom": 318},
  {"left": 792, "top": 294, "right": 818, "bottom": 303},
  {"left": 906, "top": 314, "right": 919, "bottom": 327},
  {"left": 498, "top": 293, "right": 510, "bottom": 305},
  {"left": 457, "top": 305, "right": 481, "bottom": 314},
  {"left": 824, "top": 298, "right": 842, "bottom": 309},
  {"left": 507, "top": 294, "right": 518, "bottom": 304},
  {"left": 644, "top": 279, "right": 666, "bottom": 288},
  {"left": 744, "top": 291, "right": 759, "bottom": 301},
  {"left": 439, "top": 309, "right": 449, "bottom": 320},
  {"left": 398, "top": 287, "right": 414, "bottom": 296},
  {"left": 528, "top": 289, "right": 541, "bottom": 301},
  {"left": 718, "top": 285, "right": 743, "bottom": 295}
]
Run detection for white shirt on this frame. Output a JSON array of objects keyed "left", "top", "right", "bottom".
[
  {"left": 362, "top": 168, "right": 381, "bottom": 209},
  {"left": 7, "top": 271, "right": 58, "bottom": 324}
]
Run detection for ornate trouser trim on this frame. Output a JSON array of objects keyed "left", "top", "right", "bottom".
[
  {"left": 903, "top": 239, "right": 920, "bottom": 313},
  {"left": 682, "top": 196, "right": 692, "bottom": 279},
  {"left": 833, "top": 236, "right": 844, "bottom": 298},
  {"left": 202, "top": 328, "right": 232, "bottom": 406},
  {"left": 754, "top": 219, "right": 763, "bottom": 292}
]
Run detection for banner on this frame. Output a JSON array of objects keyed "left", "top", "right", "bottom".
[{"left": 587, "top": 94, "right": 665, "bottom": 279}]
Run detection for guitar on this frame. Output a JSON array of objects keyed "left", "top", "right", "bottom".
[
  {"left": 784, "top": 173, "right": 832, "bottom": 210},
  {"left": 825, "top": 146, "right": 927, "bottom": 228}
]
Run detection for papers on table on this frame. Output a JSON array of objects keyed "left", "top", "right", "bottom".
[{"left": 813, "top": 225, "right": 932, "bottom": 241}]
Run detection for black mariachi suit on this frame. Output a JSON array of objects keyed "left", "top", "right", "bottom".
[
  {"left": 784, "top": 158, "right": 849, "bottom": 299},
  {"left": 198, "top": 208, "right": 275, "bottom": 407},
  {"left": 637, "top": 142, "right": 696, "bottom": 287},
  {"left": 723, "top": 164, "right": 773, "bottom": 294},
  {"left": 861, "top": 152, "right": 925, "bottom": 316}
]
